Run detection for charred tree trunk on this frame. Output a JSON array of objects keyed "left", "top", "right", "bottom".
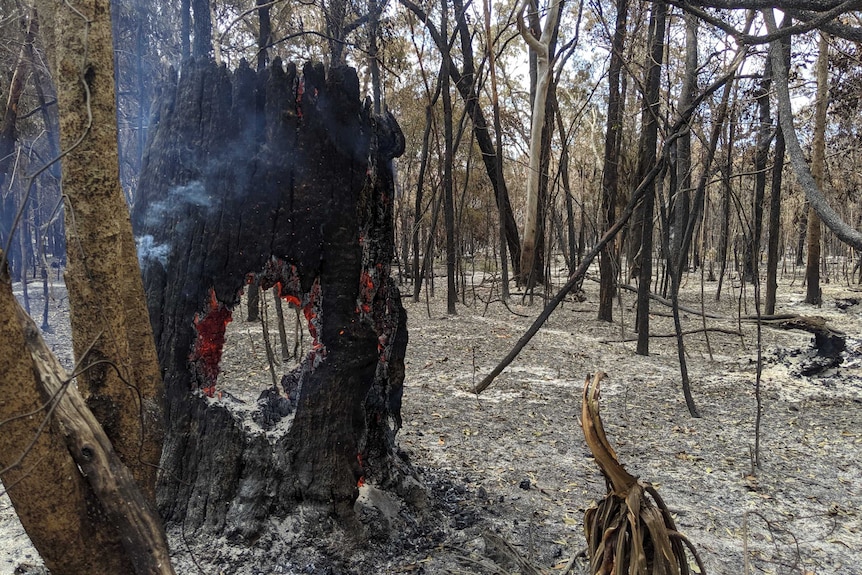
[
  {"left": 766, "top": 26, "right": 791, "bottom": 315},
  {"left": 181, "top": 0, "right": 191, "bottom": 60},
  {"left": 805, "top": 34, "right": 829, "bottom": 305},
  {"left": 766, "top": 126, "right": 786, "bottom": 314},
  {"left": 192, "top": 0, "right": 212, "bottom": 58},
  {"left": 635, "top": 0, "right": 667, "bottom": 356},
  {"left": 134, "top": 59, "right": 409, "bottom": 535},
  {"left": 597, "top": 0, "right": 627, "bottom": 322},
  {"left": 441, "top": 0, "right": 457, "bottom": 314},
  {"left": 715, "top": 103, "right": 736, "bottom": 301},
  {"left": 256, "top": 0, "right": 272, "bottom": 70},
  {"left": 744, "top": 61, "right": 773, "bottom": 284}
]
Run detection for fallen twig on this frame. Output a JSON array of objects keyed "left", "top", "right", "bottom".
[{"left": 600, "top": 327, "right": 742, "bottom": 343}]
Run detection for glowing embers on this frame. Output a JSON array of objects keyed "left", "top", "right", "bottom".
[
  {"left": 356, "top": 453, "right": 365, "bottom": 487},
  {"left": 358, "top": 269, "right": 375, "bottom": 315},
  {"left": 190, "top": 288, "right": 233, "bottom": 397},
  {"left": 258, "top": 258, "right": 325, "bottom": 363}
]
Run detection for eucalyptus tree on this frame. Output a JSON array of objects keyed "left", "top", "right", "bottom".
[
  {"left": 596, "top": 0, "right": 628, "bottom": 322},
  {"left": 1, "top": 0, "right": 174, "bottom": 570},
  {"left": 804, "top": 33, "right": 829, "bottom": 304},
  {"left": 634, "top": 0, "right": 667, "bottom": 356},
  {"left": 517, "top": 0, "right": 564, "bottom": 288}
]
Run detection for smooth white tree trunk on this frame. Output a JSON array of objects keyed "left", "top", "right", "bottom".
[{"left": 518, "top": 0, "right": 563, "bottom": 284}]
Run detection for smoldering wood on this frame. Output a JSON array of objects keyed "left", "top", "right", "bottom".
[{"left": 133, "top": 58, "right": 410, "bottom": 537}]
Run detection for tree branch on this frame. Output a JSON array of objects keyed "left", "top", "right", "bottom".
[
  {"left": 765, "top": 8, "right": 862, "bottom": 250},
  {"left": 13, "top": 302, "right": 175, "bottom": 575}
]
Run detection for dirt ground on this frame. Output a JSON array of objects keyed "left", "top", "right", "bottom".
[{"left": 2, "top": 262, "right": 861, "bottom": 574}]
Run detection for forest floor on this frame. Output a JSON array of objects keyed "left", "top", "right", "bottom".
[{"left": 2, "top": 261, "right": 861, "bottom": 575}]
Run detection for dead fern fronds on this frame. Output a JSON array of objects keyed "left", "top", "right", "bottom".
[{"left": 581, "top": 372, "right": 706, "bottom": 575}]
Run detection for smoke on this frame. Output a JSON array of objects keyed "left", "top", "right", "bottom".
[
  {"left": 136, "top": 234, "right": 170, "bottom": 266},
  {"left": 135, "top": 180, "right": 211, "bottom": 267},
  {"left": 142, "top": 180, "right": 210, "bottom": 228}
]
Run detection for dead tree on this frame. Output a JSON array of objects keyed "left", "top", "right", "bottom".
[{"left": 133, "top": 59, "right": 410, "bottom": 536}]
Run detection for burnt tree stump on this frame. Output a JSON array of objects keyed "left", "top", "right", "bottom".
[{"left": 132, "top": 58, "right": 410, "bottom": 540}]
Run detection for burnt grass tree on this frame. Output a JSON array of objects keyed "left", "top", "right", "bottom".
[{"left": 132, "top": 57, "right": 413, "bottom": 543}]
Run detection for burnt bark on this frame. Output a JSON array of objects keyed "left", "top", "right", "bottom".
[
  {"left": 744, "top": 61, "right": 773, "bottom": 283},
  {"left": 192, "top": 0, "right": 212, "bottom": 58},
  {"left": 766, "top": 26, "right": 791, "bottom": 315},
  {"left": 134, "top": 59, "right": 408, "bottom": 533},
  {"left": 597, "top": 0, "right": 628, "bottom": 322},
  {"left": 441, "top": 0, "right": 457, "bottom": 314},
  {"left": 635, "top": 0, "right": 667, "bottom": 356}
]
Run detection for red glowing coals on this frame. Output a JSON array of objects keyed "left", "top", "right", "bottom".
[
  {"left": 358, "top": 269, "right": 375, "bottom": 315},
  {"left": 283, "top": 293, "right": 301, "bottom": 308},
  {"left": 356, "top": 453, "right": 365, "bottom": 487},
  {"left": 190, "top": 289, "right": 233, "bottom": 397},
  {"left": 304, "top": 279, "right": 322, "bottom": 349}
]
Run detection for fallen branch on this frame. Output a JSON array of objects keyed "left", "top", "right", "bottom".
[
  {"left": 617, "top": 283, "right": 844, "bottom": 336},
  {"left": 600, "top": 327, "right": 742, "bottom": 343},
  {"left": 617, "top": 283, "right": 724, "bottom": 319}
]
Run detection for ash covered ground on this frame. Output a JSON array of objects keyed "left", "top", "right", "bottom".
[{"left": 2, "top": 263, "right": 861, "bottom": 574}]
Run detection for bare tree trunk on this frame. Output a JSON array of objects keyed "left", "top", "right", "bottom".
[
  {"left": 273, "top": 287, "right": 290, "bottom": 361},
  {"left": 598, "top": 0, "right": 628, "bottom": 321},
  {"left": 744, "top": 59, "right": 773, "bottom": 283},
  {"left": 412, "top": 75, "right": 440, "bottom": 302},
  {"left": 765, "top": 124, "right": 786, "bottom": 314},
  {"left": 795, "top": 204, "right": 808, "bottom": 266},
  {"left": 517, "top": 0, "right": 563, "bottom": 288},
  {"left": 247, "top": 275, "right": 261, "bottom": 321},
  {"left": 441, "top": 0, "right": 456, "bottom": 314},
  {"left": 671, "top": 12, "right": 697, "bottom": 273},
  {"left": 766, "top": 11, "right": 862, "bottom": 251},
  {"left": 554, "top": 98, "right": 577, "bottom": 275},
  {"left": 635, "top": 0, "right": 667, "bottom": 356},
  {"left": 805, "top": 34, "right": 829, "bottom": 305},
  {"left": 181, "top": 0, "right": 191, "bottom": 59},
  {"left": 256, "top": 0, "right": 272, "bottom": 70},
  {"left": 765, "top": 19, "right": 790, "bottom": 317},
  {"left": 0, "top": 257, "right": 137, "bottom": 574},
  {"left": 483, "top": 0, "right": 510, "bottom": 298},
  {"left": 368, "top": 0, "right": 382, "bottom": 113},
  {"left": 192, "top": 0, "right": 212, "bottom": 58},
  {"left": 715, "top": 101, "right": 737, "bottom": 301}
]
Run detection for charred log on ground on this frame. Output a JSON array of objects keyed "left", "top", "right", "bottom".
[{"left": 133, "top": 58, "right": 414, "bottom": 541}]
